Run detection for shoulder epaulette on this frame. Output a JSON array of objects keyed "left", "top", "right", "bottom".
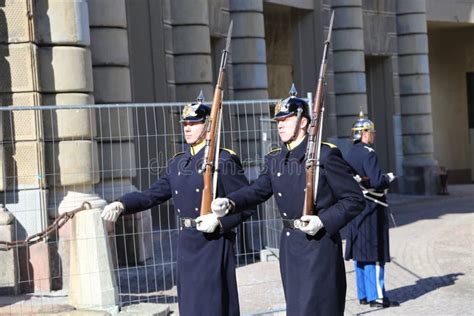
[
  {"left": 266, "top": 147, "right": 281, "bottom": 156},
  {"left": 363, "top": 145, "right": 375, "bottom": 153},
  {"left": 172, "top": 151, "right": 185, "bottom": 158},
  {"left": 322, "top": 142, "right": 337, "bottom": 148},
  {"left": 221, "top": 147, "right": 237, "bottom": 156}
]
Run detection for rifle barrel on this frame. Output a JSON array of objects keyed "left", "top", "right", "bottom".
[{"left": 301, "top": 11, "right": 334, "bottom": 217}]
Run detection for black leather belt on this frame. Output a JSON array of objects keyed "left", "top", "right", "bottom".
[
  {"left": 282, "top": 219, "right": 303, "bottom": 229},
  {"left": 179, "top": 217, "right": 197, "bottom": 229}
]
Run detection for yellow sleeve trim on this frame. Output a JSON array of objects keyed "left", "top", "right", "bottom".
[
  {"left": 221, "top": 148, "right": 237, "bottom": 156},
  {"left": 322, "top": 142, "right": 337, "bottom": 148},
  {"left": 172, "top": 151, "right": 185, "bottom": 158},
  {"left": 266, "top": 147, "right": 281, "bottom": 155}
]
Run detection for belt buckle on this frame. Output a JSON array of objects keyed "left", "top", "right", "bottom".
[
  {"left": 293, "top": 219, "right": 302, "bottom": 229},
  {"left": 184, "top": 218, "right": 192, "bottom": 228}
]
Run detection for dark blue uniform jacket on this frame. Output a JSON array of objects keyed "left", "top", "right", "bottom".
[
  {"left": 120, "top": 146, "right": 253, "bottom": 316},
  {"left": 227, "top": 137, "right": 365, "bottom": 316},
  {"left": 344, "top": 141, "right": 391, "bottom": 263}
]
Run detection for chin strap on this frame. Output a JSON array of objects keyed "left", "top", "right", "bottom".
[
  {"left": 190, "top": 118, "right": 210, "bottom": 146},
  {"left": 287, "top": 108, "right": 303, "bottom": 144}
]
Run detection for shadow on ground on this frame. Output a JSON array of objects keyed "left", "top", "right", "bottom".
[{"left": 387, "top": 272, "right": 464, "bottom": 304}]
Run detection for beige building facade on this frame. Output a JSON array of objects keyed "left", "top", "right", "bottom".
[
  {"left": 125, "top": 0, "right": 474, "bottom": 190},
  {"left": 0, "top": 0, "right": 473, "bottom": 295},
  {"left": 426, "top": 0, "right": 474, "bottom": 183}
]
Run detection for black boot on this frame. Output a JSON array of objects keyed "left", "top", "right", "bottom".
[{"left": 369, "top": 298, "right": 400, "bottom": 308}]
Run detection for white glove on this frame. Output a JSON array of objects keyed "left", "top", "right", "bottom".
[
  {"left": 211, "top": 198, "right": 231, "bottom": 218},
  {"left": 297, "top": 215, "right": 324, "bottom": 236},
  {"left": 387, "top": 172, "right": 396, "bottom": 183},
  {"left": 101, "top": 201, "right": 124, "bottom": 222},
  {"left": 195, "top": 213, "right": 220, "bottom": 233}
]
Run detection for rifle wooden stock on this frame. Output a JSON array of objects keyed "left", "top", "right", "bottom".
[
  {"left": 200, "top": 74, "right": 225, "bottom": 215},
  {"left": 302, "top": 11, "right": 334, "bottom": 217},
  {"left": 303, "top": 164, "right": 315, "bottom": 216},
  {"left": 199, "top": 22, "right": 232, "bottom": 216}
]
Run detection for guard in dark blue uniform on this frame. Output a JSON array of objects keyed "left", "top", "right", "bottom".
[
  {"left": 101, "top": 93, "right": 253, "bottom": 316},
  {"left": 343, "top": 112, "right": 399, "bottom": 308},
  {"left": 211, "top": 85, "right": 365, "bottom": 315}
]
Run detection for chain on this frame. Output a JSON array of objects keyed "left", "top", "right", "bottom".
[{"left": 0, "top": 202, "right": 93, "bottom": 251}]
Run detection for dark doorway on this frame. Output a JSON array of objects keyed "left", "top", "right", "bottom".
[
  {"left": 263, "top": 3, "right": 317, "bottom": 99},
  {"left": 365, "top": 56, "right": 396, "bottom": 173},
  {"left": 466, "top": 72, "right": 474, "bottom": 181}
]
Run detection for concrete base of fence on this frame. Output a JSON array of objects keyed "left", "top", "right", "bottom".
[
  {"left": 260, "top": 247, "right": 279, "bottom": 262},
  {"left": 120, "top": 303, "right": 170, "bottom": 316},
  {"left": 69, "top": 208, "right": 118, "bottom": 313}
]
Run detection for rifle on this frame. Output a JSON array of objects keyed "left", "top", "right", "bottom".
[
  {"left": 302, "top": 11, "right": 334, "bottom": 216},
  {"left": 199, "top": 21, "right": 233, "bottom": 216}
]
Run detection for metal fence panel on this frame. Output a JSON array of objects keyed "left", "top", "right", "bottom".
[{"left": 0, "top": 99, "right": 292, "bottom": 310}]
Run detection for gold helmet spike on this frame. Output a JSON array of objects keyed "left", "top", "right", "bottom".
[{"left": 180, "top": 91, "right": 211, "bottom": 123}]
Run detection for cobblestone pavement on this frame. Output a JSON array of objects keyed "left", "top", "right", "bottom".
[
  {"left": 1, "top": 185, "right": 472, "bottom": 315},
  {"left": 344, "top": 185, "right": 474, "bottom": 315},
  {"left": 237, "top": 184, "right": 474, "bottom": 315}
]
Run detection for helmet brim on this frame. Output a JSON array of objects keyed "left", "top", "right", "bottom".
[
  {"left": 273, "top": 112, "right": 297, "bottom": 121},
  {"left": 180, "top": 117, "right": 207, "bottom": 123}
]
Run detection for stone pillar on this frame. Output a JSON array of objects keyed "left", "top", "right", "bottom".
[
  {"left": 332, "top": 0, "right": 367, "bottom": 153},
  {"left": 0, "top": 33, "right": 4, "bottom": 191},
  {"left": 88, "top": 0, "right": 152, "bottom": 266},
  {"left": 162, "top": 0, "right": 177, "bottom": 101},
  {"left": 229, "top": 0, "right": 268, "bottom": 99},
  {"left": 227, "top": 0, "right": 270, "bottom": 259},
  {"left": 0, "top": 0, "right": 49, "bottom": 293},
  {"left": 209, "top": 0, "right": 233, "bottom": 99},
  {"left": 33, "top": 0, "right": 110, "bottom": 292},
  {"left": 170, "top": 0, "right": 213, "bottom": 100},
  {"left": 396, "top": 0, "right": 439, "bottom": 194},
  {"left": 0, "top": 206, "right": 19, "bottom": 295},
  {"left": 0, "top": 143, "right": 4, "bottom": 193},
  {"left": 88, "top": 0, "right": 130, "bottom": 104}
]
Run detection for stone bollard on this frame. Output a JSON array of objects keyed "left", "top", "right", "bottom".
[
  {"left": 69, "top": 208, "right": 119, "bottom": 313},
  {"left": 0, "top": 206, "right": 19, "bottom": 295}
]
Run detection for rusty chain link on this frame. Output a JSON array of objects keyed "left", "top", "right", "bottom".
[{"left": 0, "top": 201, "right": 93, "bottom": 251}]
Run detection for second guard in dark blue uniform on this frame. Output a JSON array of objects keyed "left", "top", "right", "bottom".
[
  {"left": 344, "top": 112, "right": 399, "bottom": 308},
  {"left": 101, "top": 94, "right": 253, "bottom": 316},
  {"left": 212, "top": 86, "right": 365, "bottom": 315}
]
